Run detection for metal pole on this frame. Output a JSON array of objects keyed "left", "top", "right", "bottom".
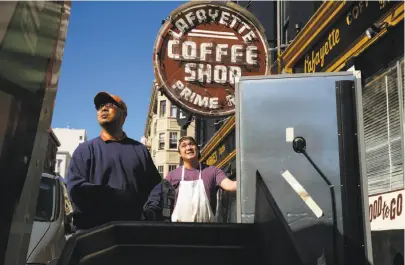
[{"left": 277, "top": 0, "right": 281, "bottom": 58}]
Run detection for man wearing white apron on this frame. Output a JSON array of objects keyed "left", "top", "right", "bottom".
[{"left": 166, "top": 136, "right": 237, "bottom": 222}]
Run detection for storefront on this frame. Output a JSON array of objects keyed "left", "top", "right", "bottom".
[
  {"left": 199, "top": 116, "right": 237, "bottom": 222},
  {"left": 200, "top": 116, "right": 236, "bottom": 171}
]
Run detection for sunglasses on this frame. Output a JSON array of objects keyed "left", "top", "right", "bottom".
[{"left": 97, "top": 102, "right": 122, "bottom": 111}]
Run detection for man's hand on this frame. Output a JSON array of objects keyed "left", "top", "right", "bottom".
[{"left": 220, "top": 178, "right": 237, "bottom": 192}]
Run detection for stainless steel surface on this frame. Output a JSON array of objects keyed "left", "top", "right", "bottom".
[
  {"left": 236, "top": 72, "right": 353, "bottom": 222},
  {"left": 235, "top": 72, "right": 372, "bottom": 263}
]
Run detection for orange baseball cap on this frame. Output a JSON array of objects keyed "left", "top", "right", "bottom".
[{"left": 94, "top": 92, "right": 127, "bottom": 112}]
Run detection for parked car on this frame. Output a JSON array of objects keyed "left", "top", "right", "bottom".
[{"left": 26, "top": 173, "right": 73, "bottom": 264}]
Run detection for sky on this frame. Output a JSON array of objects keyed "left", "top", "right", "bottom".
[{"left": 51, "top": 1, "right": 183, "bottom": 140}]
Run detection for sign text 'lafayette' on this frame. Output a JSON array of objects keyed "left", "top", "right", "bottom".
[{"left": 169, "top": 7, "right": 259, "bottom": 42}]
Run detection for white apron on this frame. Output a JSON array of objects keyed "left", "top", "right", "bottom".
[{"left": 171, "top": 164, "right": 215, "bottom": 223}]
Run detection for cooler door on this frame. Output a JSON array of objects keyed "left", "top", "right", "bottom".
[{"left": 235, "top": 72, "right": 372, "bottom": 265}]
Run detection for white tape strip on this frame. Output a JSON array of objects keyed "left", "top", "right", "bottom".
[
  {"left": 281, "top": 170, "right": 323, "bottom": 218},
  {"left": 286, "top": 127, "right": 294, "bottom": 142}
]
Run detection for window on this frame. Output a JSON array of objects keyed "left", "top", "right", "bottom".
[
  {"left": 158, "top": 166, "right": 164, "bottom": 177},
  {"left": 56, "top": 159, "right": 62, "bottom": 173},
  {"left": 153, "top": 99, "right": 158, "bottom": 115},
  {"left": 79, "top": 136, "right": 83, "bottom": 140},
  {"left": 154, "top": 121, "right": 157, "bottom": 136},
  {"left": 168, "top": 165, "right": 177, "bottom": 171},
  {"left": 159, "top": 100, "right": 166, "bottom": 117},
  {"left": 363, "top": 59, "right": 404, "bottom": 195},
  {"left": 35, "top": 177, "right": 58, "bottom": 222},
  {"left": 169, "top": 132, "right": 178, "bottom": 149},
  {"left": 159, "top": 133, "right": 165, "bottom": 150},
  {"left": 170, "top": 104, "right": 177, "bottom": 117}
]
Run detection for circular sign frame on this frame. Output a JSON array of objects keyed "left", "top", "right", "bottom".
[{"left": 153, "top": 1, "right": 270, "bottom": 117}]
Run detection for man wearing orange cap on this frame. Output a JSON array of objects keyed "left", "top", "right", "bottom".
[{"left": 66, "top": 92, "right": 162, "bottom": 231}]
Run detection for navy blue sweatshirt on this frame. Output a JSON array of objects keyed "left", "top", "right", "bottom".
[{"left": 66, "top": 136, "right": 161, "bottom": 229}]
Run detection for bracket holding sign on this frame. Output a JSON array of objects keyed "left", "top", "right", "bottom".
[{"left": 176, "top": 109, "right": 193, "bottom": 130}]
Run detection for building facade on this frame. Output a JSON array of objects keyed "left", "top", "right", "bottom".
[
  {"left": 43, "top": 129, "right": 61, "bottom": 174},
  {"left": 53, "top": 128, "right": 87, "bottom": 178},
  {"left": 144, "top": 81, "right": 195, "bottom": 178}
]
